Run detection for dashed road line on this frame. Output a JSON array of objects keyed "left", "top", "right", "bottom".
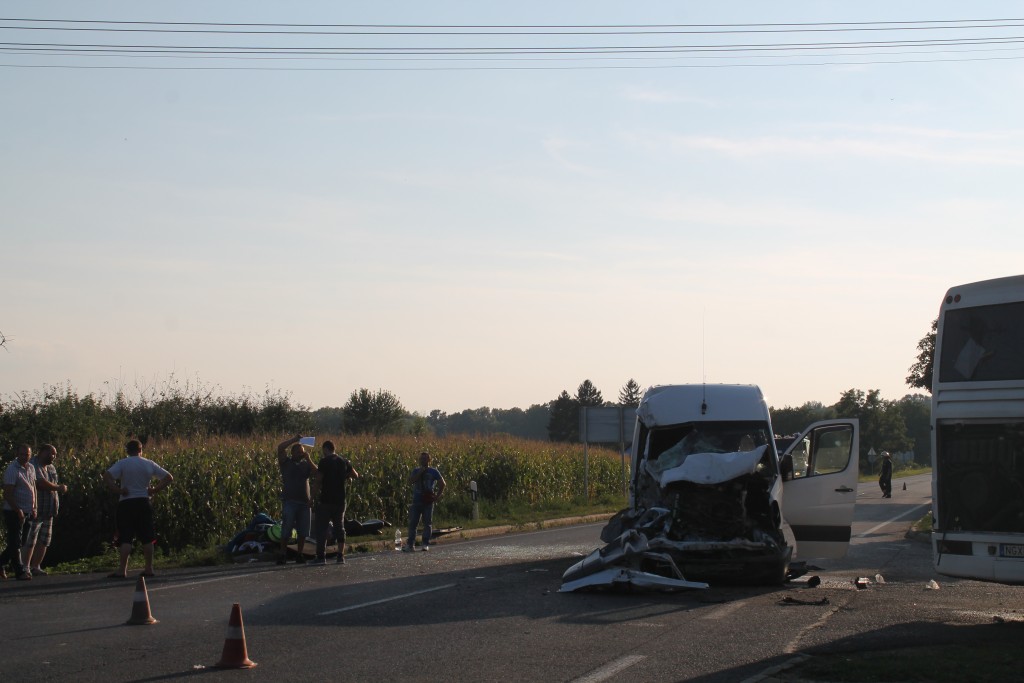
[
  {"left": 855, "top": 503, "right": 929, "bottom": 540},
  {"left": 317, "top": 583, "right": 456, "bottom": 616},
  {"left": 570, "top": 655, "right": 646, "bottom": 683},
  {"left": 702, "top": 600, "right": 748, "bottom": 620}
]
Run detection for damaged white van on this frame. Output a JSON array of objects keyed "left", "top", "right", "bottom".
[{"left": 561, "top": 384, "right": 859, "bottom": 591}]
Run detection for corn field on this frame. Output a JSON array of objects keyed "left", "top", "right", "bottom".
[{"left": 23, "top": 434, "right": 626, "bottom": 563}]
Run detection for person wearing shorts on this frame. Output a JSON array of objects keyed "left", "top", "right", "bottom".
[
  {"left": 276, "top": 435, "right": 317, "bottom": 565},
  {"left": 23, "top": 444, "right": 68, "bottom": 576},
  {"left": 102, "top": 439, "right": 173, "bottom": 579}
]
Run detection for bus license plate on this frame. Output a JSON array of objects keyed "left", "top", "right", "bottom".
[{"left": 1000, "top": 544, "right": 1024, "bottom": 558}]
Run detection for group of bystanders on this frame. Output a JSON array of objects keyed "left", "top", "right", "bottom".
[{"left": 1, "top": 435, "right": 446, "bottom": 580}]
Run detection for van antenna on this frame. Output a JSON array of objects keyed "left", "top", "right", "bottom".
[{"left": 701, "top": 309, "right": 707, "bottom": 415}]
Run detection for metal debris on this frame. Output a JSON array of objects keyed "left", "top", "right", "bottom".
[{"left": 780, "top": 596, "right": 831, "bottom": 606}]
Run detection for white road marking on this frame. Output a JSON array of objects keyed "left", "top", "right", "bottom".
[
  {"left": 149, "top": 570, "right": 278, "bottom": 592},
  {"left": 570, "top": 655, "right": 646, "bottom": 683},
  {"left": 855, "top": 503, "right": 930, "bottom": 540},
  {"left": 702, "top": 600, "right": 747, "bottom": 620},
  {"left": 317, "top": 583, "right": 456, "bottom": 616}
]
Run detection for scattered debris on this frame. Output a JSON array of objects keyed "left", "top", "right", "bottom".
[
  {"left": 874, "top": 573, "right": 886, "bottom": 584},
  {"left": 926, "top": 579, "right": 941, "bottom": 590},
  {"left": 780, "top": 596, "right": 831, "bottom": 606},
  {"left": 854, "top": 577, "right": 871, "bottom": 589},
  {"left": 786, "top": 573, "right": 820, "bottom": 588}
]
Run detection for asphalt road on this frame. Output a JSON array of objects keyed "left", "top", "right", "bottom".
[{"left": 2, "top": 474, "right": 1022, "bottom": 683}]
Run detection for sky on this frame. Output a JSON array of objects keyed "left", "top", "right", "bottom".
[{"left": 3, "top": 2, "right": 1024, "bottom": 415}]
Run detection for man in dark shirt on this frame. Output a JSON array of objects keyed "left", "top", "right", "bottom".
[
  {"left": 879, "top": 451, "right": 893, "bottom": 498},
  {"left": 313, "top": 441, "right": 360, "bottom": 564}
]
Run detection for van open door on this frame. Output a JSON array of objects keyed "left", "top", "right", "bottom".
[{"left": 781, "top": 419, "right": 860, "bottom": 559}]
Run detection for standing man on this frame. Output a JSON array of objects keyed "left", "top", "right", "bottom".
[
  {"left": 103, "top": 439, "right": 174, "bottom": 579},
  {"left": 2, "top": 444, "right": 37, "bottom": 581},
  {"left": 879, "top": 451, "right": 893, "bottom": 499},
  {"left": 403, "top": 451, "right": 446, "bottom": 552},
  {"left": 276, "top": 435, "right": 317, "bottom": 565},
  {"left": 23, "top": 444, "right": 68, "bottom": 576},
  {"left": 313, "top": 440, "right": 359, "bottom": 565}
]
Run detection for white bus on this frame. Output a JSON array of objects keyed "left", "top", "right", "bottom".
[{"left": 932, "top": 274, "right": 1024, "bottom": 583}]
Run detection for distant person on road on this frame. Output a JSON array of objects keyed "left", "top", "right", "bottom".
[
  {"left": 276, "top": 435, "right": 317, "bottom": 565},
  {"left": 2, "top": 444, "right": 37, "bottom": 581},
  {"left": 312, "top": 440, "right": 360, "bottom": 565},
  {"left": 102, "top": 439, "right": 174, "bottom": 579},
  {"left": 404, "top": 451, "right": 446, "bottom": 552},
  {"left": 23, "top": 444, "right": 68, "bottom": 577},
  {"left": 879, "top": 451, "right": 893, "bottom": 498}
]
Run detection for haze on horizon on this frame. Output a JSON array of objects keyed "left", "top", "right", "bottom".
[{"left": 3, "top": 2, "right": 1023, "bottom": 415}]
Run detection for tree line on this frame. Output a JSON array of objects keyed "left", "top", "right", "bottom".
[{"left": 3, "top": 322, "right": 940, "bottom": 470}]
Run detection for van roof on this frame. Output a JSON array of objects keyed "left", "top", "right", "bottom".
[{"left": 637, "top": 384, "right": 769, "bottom": 427}]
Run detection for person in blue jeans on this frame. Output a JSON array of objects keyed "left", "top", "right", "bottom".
[
  {"left": 275, "top": 435, "right": 317, "bottom": 564},
  {"left": 403, "top": 451, "right": 446, "bottom": 551}
]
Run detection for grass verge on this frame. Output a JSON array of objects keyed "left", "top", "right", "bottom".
[{"left": 48, "top": 496, "right": 624, "bottom": 575}]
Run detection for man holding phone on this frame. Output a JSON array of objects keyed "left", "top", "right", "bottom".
[{"left": 275, "top": 435, "right": 318, "bottom": 565}]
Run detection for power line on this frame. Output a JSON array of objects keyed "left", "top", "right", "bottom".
[
  {"left": 3, "top": 16, "right": 1024, "bottom": 31},
  {"left": 4, "top": 16, "right": 1023, "bottom": 70},
  {"left": 4, "top": 35, "right": 1024, "bottom": 55},
  {"left": 4, "top": 53, "right": 1022, "bottom": 72}
]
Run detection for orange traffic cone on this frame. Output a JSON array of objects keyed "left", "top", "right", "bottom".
[
  {"left": 215, "top": 603, "right": 257, "bottom": 669},
  {"left": 126, "top": 575, "right": 158, "bottom": 625}
]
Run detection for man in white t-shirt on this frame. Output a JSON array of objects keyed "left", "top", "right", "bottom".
[
  {"left": 102, "top": 440, "right": 174, "bottom": 579},
  {"left": 2, "top": 444, "right": 37, "bottom": 581}
]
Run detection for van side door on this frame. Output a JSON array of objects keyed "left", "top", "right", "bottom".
[{"left": 781, "top": 419, "right": 860, "bottom": 559}]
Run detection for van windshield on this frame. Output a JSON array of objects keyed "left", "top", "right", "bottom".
[{"left": 645, "top": 421, "right": 777, "bottom": 476}]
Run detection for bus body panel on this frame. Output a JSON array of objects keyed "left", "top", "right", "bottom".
[{"left": 932, "top": 274, "right": 1024, "bottom": 583}]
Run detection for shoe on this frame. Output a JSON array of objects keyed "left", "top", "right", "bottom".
[
  {"left": 336, "top": 555, "right": 346, "bottom": 564},
  {"left": 421, "top": 545, "right": 430, "bottom": 552},
  {"left": 31, "top": 568, "right": 47, "bottom": 577},
  {"left": 401, "top": 545, "right": 414, "bottom": 552},
  {"left": 314, "top": 556, "right": 327, "bottom": 565},
  {"left": 276, "top": 556, "right": 286, "bottom": 565},
  {"left": 295, "top": 556, "right": 307, "bottom": 565},
  {"left": 16, "top": 572, "right": 32, "bottom": 581}
]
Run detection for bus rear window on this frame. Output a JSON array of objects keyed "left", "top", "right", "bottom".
[{"left": 938, "top": 302, "right": 1024, "bottom": 382}]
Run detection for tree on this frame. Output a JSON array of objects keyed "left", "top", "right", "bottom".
[
  {"left": 547, "top": 390, "right": 578, "bottom": 442},
  {"left": 341, "top": 388, "right": 406, "bottom": 437},
  {"left": 906, "top": 318, "right": 937, "bottom": 392},
  {"left": 896, "top": 394, "right": 931, "bottom": 464},
  {"left": 833, "top": 388, "right": 912, "bottom": 472},
  {"left": 618, "top": 379, "right": 642, "bottom": 406},
  {"left": 769, "top": 401, "right": 835, "bottom": 436},
  {"left": 575, "top": 379, "right": 604, "bottom": 407}
]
